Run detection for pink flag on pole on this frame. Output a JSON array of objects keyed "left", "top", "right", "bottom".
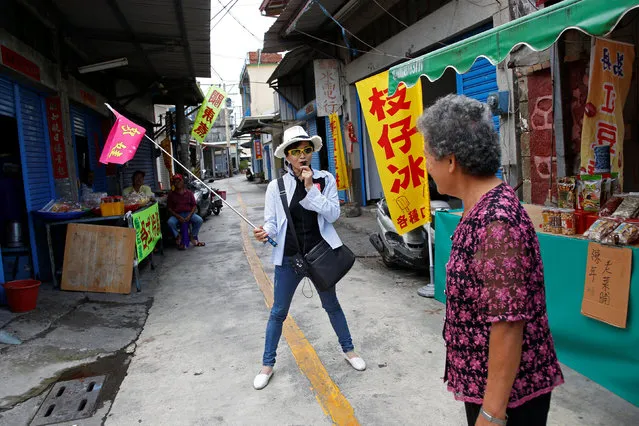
[{"left": 99, "top": 105, "right": 146, "bottom": 165}]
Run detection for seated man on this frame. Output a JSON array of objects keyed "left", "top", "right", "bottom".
[
  {"left": 123, "top": 170, "right": 154, "bottom": 197},
  {"left": 167, "top": 174, "right": 205, "bottom": 249}
]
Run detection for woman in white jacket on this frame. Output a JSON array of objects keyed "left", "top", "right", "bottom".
[{"left": 252, "top": 126, "right": 366, "bottom": 390}]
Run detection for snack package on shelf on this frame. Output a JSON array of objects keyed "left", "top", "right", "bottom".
[
  {"left": 583, "top": 218, "right": 621, "bottom": 242},
  {"left": 599, "top": 196, "right": 624, "bottom": 217},
  {"left": 558, "top": 177, "right": 576, "bottom": 209},
  {"left": 602, "top": 222, "right": 639, "bottom": 245},
  {"left": 48, "top": 199, "right": 84, "bottom": 213},
  {"left": 612, "top": 196, "right": 639, "bottom": 219},
  {"left": 81, "top": 192, "right": 108, "bottom": 210},
  {"left": 123, "top": 192, "right": 151, "bottom": 208},
  {"left": 581, "top": 175, "right": 603, "bottom": 212}
]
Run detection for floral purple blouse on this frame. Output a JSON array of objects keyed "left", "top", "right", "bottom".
[{"left": 444, "top": 183, "right": 564, "bottom": 407}]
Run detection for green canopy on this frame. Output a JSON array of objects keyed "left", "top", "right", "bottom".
[{"left": 388, "top": 0, "right": 639, "bottom": 95}]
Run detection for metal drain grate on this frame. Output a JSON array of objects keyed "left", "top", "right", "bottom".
[{"left": 31, "top": 375, "right": 106, "bottom": 426}]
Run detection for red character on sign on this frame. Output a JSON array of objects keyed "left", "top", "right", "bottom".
[
  {"left": 202, "top": 107, "right": 216, "bottom": 123},
  {"left": 396, "top": 215, "right": 408, "bottom": 229},
  {"left": 377, "top": 125, "right": 394, "bottom": 160},
  {"left": 601, "top": 83, "right": 616, "bottom": 114},
  {"left": 386, "top": 86, "right": 411, "bottom": 116},
  {"left": 369, "top": 87, "right": 388, "bottom": 121},
  {"left": 194, "top": 122, "right": 209, "bottom": 138},
  {"left": 389, "top": 117, "right": 416, "bottom": 154},
  {"left": 209, "top": 91, "right": 225, "bottom": 108},
  {"left": 408, "top": 209, "right": 420, "bottom": 224},
  {"left": 596, "top": 121, "right": 617, "bottom": 146},
  {"left": 140, "top": 221, "right": 149, "bottom": 250},
  {"left": 387, "top": 155, "right": 426, "bottom": 194}
]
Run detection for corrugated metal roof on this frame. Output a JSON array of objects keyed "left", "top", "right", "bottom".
[{"left": 55, "top": 0, "right": 210, "bottom": 80}]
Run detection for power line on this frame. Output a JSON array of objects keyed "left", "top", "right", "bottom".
[
  {"left": 294, "top": 28, "right": 407, "bottom": 59},
  {"left": 210, "top": 0, "right": 239, "bottom": 32},
  {"left": 215, "top": 0, "right": 263, "bottom": 42},
  {"left": 371, "top": 0, "right": 408, "bottom": 28},
  {"left": 314, "top": 0, "right": 384, "bottom": 55},
  {"left": 210, "top": 0, "right": 236, "bottom": 22}
]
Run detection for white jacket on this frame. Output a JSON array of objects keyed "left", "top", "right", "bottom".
[{"left": 263, "top": 169, "right": 343, "bottom": 266}]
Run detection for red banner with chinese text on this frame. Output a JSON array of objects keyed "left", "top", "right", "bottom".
[
  {"left": 254, "top": 138, "right": 263, "bottom": 160},
  {"left": 99, "top": 107, "right": 146, "bottom": 165},
  {"left": 580, "top": 38, "right": 634, "bottom": 184},
  {"left": 46, "top": 97, "right": 69, "bottom": 179},
  {"left": 356, "top": 71, "right": 431, "bottom": 234}
]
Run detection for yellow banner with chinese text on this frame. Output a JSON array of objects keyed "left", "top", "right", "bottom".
[
  {"left": 191, "top": 85, "right": 227, "bottom": 144},
  {"left": 580, "top": 38, "right": 634, "bottom": 184},
  {"left": 329, "top": 112, "right": 350, "bottom": 191},
  {"left": 356, "top": 71, "right": 430, "bottom": 234}
]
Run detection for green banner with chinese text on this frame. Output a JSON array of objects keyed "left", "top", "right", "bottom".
[
  {"left": 132, "top": 202, "right": 161, "bottom": 261},
  {"left": 190, "top": 85, "right": 227, "bottom": 143}
]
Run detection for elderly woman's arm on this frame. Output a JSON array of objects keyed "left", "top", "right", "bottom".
[
  {"left": 474, "top": 220, "right": 535, "bottom": 424},
  {"left": 480, "top": 321, "right": 524, "bottom": 422}
]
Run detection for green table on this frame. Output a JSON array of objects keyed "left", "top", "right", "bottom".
[{"left": 434, "top": 211, "right": 639, "bottom": 407}]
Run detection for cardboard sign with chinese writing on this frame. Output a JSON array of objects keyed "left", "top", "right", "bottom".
[
  {"left": 314, "top": 59, "right": 342, "bottom": 117},
  {"left": 582, "top": 242, "right": 632, "bottom": 328},
  {"left": 329, "top": 112, "right": 349, "bottom": 190},
  {"left": 46, "top": 97, "right": 69, "bottom": 179},
  {"left": 99, "top": 106, "right": 146, "bottom": 164},
  {"left": 356, "top": 71, "right": 430, "bottom": 234},
  {"left": 132, "top": 202, "right": 162, "bottom": 262},
  {"left": 191, "top": 85, "right": 227, "bottom": 144},
  {"left": 580, "top": 38, "right": 634, "bottom": 184}
]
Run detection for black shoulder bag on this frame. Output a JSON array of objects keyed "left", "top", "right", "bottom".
[{"left": 277, "top": 177, "right": 355, "bottom": 292}]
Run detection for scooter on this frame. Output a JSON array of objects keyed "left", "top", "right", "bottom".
[
  {"left": 188, "top": 179, "right": 212, "bottom": 219},
  {"left": 210, "top": 188, "right": 225, "bottom": 216},
  {"left": 369, "top": 198, "right": 450, "bottom": 270}
]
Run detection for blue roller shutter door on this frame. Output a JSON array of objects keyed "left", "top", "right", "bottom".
[
  {"left": 0, "top": 77, "right": 15, "bottom": 117},
  {"left": 70, "top": 105, "right": 108, "bottom": 192},
  {"left": 455, "top": 57, "right": 500, "bottom": 133},
  {"left": 16, "top": 85, "right": 55, "bottom": 279},
  {"left": 307, "top": 118, "right": 321, "bottom": 171}
]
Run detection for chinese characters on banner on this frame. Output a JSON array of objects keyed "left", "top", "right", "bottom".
[
  {"left": 582, "top": 242, "right": 632, "bottom": 328},
  {"left": 314, "top": 59, "right": 342, "bottom": 117},
  {"left": 356, "top": 71, "right": 430, "bottom": 234},
  {"left": 132, "top": 203, "right": 162, "bottom": 262},
  {"left": 45, "top": 97, "right": 69, "bottom": 178},
  {"left": 0, "top": 45, "right": 41, "bottom": 81},
  {"left": 254, "top": 138, "right": 263, "bottom": 160},
  {"left": 190, "top": 85, "right": 227, "bottom": 144},
  {"left": 328, "top": 112, "right": 350, "bottom": 191},
  {"left": 580, "top": 38, "right": 634, "bottom": 184},
  {"left": 99, "top": 106, "right": 146, "bottom": 164}
]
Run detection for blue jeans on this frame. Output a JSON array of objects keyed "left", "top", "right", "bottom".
[
  {"left": 167, "top": 212, "right": 203, "bottom": 239},
  {"left": 262, "top": 257, "right": 354, "bottom": 366}
]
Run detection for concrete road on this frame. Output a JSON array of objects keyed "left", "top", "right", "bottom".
[{"left": 105, "top": 176, "right": 639, "bottom": 426}]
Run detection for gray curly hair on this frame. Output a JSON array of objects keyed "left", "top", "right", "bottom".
[{"left": 417, "top": 94, "right": 501, "bottom": 177}]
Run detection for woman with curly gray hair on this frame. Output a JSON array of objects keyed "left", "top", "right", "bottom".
[{"left": 418, "top": 95, "right": 563, "bottom": 426}]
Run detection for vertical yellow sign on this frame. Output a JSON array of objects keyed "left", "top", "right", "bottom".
[
  {"left": 580, "top": 38, "right": 634, "bottom": 184},
  {"left": 191, "top": 85, "right": 227, "bottom": 144},
  {"left": 329, "top": 112, "right": 350, "bottom": 190},
  {"left": 356, "top": 71, "right": 430, "bottom": 234}
]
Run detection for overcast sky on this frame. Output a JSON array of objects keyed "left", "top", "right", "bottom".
[{"left": 198, "top": 0, "right": 278, "bottom": 118}]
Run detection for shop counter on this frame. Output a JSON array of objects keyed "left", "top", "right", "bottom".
[
  {"left": 42, "top": 202, "right": 163, "bottom": 292},
  {"left": 434, "top": 209, "right": 639, "bottom": 407}
]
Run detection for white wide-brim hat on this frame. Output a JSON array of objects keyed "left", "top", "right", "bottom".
[{"left": 274, "top": 125, "right": 323, "bottom": 159}]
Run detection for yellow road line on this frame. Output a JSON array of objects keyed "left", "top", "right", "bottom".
[{"left": 236, "top": 192, "right": 359, "bottom": 426}]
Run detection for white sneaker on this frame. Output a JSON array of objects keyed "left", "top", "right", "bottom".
[
  {"left": 253, "top": 370, "right": 273, "bottom": 390},
  {"left": 344, "top": 353, "right": 366, "bottom": 371}
]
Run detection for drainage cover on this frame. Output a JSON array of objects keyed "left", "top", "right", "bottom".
[{"left": 31, "top": 375, "right": 106, "bottom": 426}]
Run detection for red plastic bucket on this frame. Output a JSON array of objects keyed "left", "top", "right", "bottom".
[{"left": 2, "top": 280, "right": 41, "bottom": 313}]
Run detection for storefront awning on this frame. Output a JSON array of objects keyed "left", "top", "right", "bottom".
[
  {"left": 388, "top": 0, "right": 639, "bottom": 95},
  {"left": 233, "top": 115, "right": 280, "bottom": 137}
]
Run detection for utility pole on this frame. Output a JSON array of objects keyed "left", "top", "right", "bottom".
[{"left": 224, "top": 83, "right": 232, "bottom": 178}]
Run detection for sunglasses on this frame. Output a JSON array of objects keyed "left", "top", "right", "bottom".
[{"left": 288, "top": 146, "right": 314, "bottom": 157}]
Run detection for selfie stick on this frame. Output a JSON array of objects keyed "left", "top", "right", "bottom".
[{"left": 142, "top": 134, "right": 277, "bottom": 247}]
